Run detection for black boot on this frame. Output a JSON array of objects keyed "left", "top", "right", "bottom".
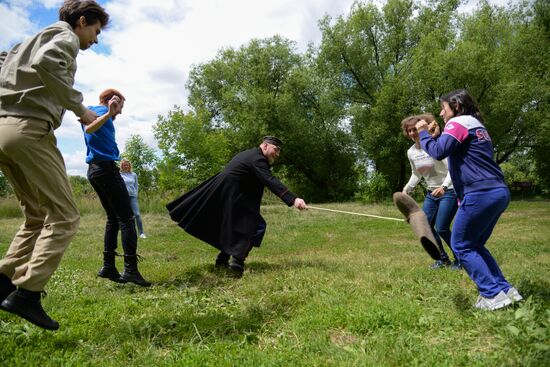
[
  {"left": 0, "top": 273, "right": 16, "bottom": 304},
  {"left": 215, "top": 251, "right": 230, "bottom": 269},
  {"left": 97, "top": 251, "right": 125, "bottom": 283},
  {"left": 120, "top": 255, "right": 151, "bottom": 287},
  {"left": 228, "top": 257, "right": 245, "bottom": 278},
  {"left": 0, "top": 288, "right": 59, "bottom": 330}
]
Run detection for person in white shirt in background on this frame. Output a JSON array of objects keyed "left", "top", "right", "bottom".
[
  {"left": 120, "top": 159, "right": 146, "bottom": 239},
  {"left": 401, "top": 114, "right": 460, "bottom": 270}
]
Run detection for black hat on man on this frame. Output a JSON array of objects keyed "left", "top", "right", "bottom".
[{"left": 262, "top": 136, "right": 283, "bottom": 148}]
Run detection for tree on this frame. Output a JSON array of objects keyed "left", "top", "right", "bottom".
[
  {"left": 155, "top": 36, "right": 357, "bottom": 201},
  {"left": 154, "top": 108, "right": 230, "bottom": 192},
  {"left": 121, "top": 135, "right": 158, "bottom": 192},
  {"left": 529, "top": 0, "right": 550, "bottom": 190},
  {"left": 153, "top": 0, "right": 549, "bottom": 198},
  {"left": 317, "top": 0, "right": 549, "bottom": 192},
  {"left": 317, "top": 0, "right": 455, "bottom": 191}
]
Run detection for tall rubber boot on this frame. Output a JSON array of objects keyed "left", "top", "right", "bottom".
[
  {"left": 97, "top": 251, "right": 125, "bottom": 283},
  {"left": 120, "top": 255, "right": 151, "bottom": 287}
]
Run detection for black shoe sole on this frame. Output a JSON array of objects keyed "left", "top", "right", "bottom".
[
  {"left": 120, "top": 276, "right": 152, "bottom": 287},
  {"left": 0, "top": 299, "right": 59, "bottom": 330},
  {"left": 97, "top": 273, "right": 127, "bottom": 283}
]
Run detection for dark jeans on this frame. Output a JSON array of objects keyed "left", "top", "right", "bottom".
[
  {"left": 87, "top": 161, "right": 137, "bottom": 255},
  {"left": 422, "top": 189, "right": 459, "bottom": 262}
]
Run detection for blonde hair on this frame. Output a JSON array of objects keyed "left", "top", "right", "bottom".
[
  {"left": 400, "top": 113, "right": 436, "bottom": 138},
  {"left": 120, "top": 159, "right": 132, "bottom": 172}
]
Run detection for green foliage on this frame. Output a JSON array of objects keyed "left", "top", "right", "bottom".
[
  {"left": 0, "top": 171, "right": 12, "bottom": 197},
  {"left": 121, "top": 135, "right": 158, "bottom": 192},
  {"left": 316, "top": 0, "right": 550, "bottom": 191},
  {"left": 354, "top": 170, "right": 392, "bottom": 203},
  {"left": 68, "top": 175, "right": 94, "bottom": 197},
  {"left": 155, "top": 36, "right": 357, "bottom": 201},
  {"left": 154, "top": 107, "right": 230, "bottom": 192},
  {"left": 501, "top": 297, "right": 550, "bottom": 365},
  {"left": 318, "top": 0, "right": 433, "bottom": 191},
  {"left": 447, "top": 2, "right": 547, "bottom": 166},
  {"left": 148, "top": 0, "right": 550, "bottom": 197}
]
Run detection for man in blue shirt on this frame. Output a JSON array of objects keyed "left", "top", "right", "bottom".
[{"left": 82, "top": 89, "right": 150, "bottom": 287}]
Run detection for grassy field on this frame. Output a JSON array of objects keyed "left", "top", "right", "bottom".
[{"left": 0, "top": 200, "right": 549, "bottom": 366}]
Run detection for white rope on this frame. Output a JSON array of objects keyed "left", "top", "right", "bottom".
[{"left": 307, "top": 205, "right": 404, "bottom": 222}]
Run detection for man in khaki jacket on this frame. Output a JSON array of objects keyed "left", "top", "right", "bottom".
[{"left": 0, "top": 0, "right": 110, "bottom": 330}]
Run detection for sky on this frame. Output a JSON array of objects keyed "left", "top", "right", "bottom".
[{"left": 0, "top": 0, "right": 516, "bottom": 176}]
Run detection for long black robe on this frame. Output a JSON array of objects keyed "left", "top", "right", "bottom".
[{"left": 166, "top": 147, "right": 297, "bottom": 259}]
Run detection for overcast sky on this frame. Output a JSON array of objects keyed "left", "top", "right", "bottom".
[{"left": 0, "top": 0, "right": 516, "bottom": 176}]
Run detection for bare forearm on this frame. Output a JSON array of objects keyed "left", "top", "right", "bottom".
[{"left": 85, "top": 112, "right": 112, "bottom": 133}]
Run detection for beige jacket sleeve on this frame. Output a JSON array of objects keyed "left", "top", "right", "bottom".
[{"left": 31, "top": 32, "right": 87, "bottom": 117}]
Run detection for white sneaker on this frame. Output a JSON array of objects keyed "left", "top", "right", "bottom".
[
  {"left": 506, "top": 287, "right": 523, "bottom": 302},
  {"left": 475, "top": 291, "right": 512, "bottom": 311},
  {"left": 139, "top": 233, "right": 147, "bottom": 239}
]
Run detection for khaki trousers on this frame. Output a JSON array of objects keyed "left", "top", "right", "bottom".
[{"left": 0, "top": 116, "right": 79, "bottom": 291}]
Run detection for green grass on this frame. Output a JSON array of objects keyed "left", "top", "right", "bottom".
[{"left": 0, "top": 200, "right": 549, "bottom": 366}]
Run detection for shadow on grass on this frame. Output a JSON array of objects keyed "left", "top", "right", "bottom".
[
  {"left": 516, "top": 278, "right": 550, "bottom": 303},
  {"left": 1, "top": 302, "right": 285, "bottom": 355},
  {"left": 452, "top": 291, "right": 473, "bottom": 312},
  {"left": 247, "top": 258, "right": 338, "bottom": 274},
  {"left": 155, "top": 258, "right": 338, "bottom": 289},
  {"left": 88, "top": 291, "right": 301, "bottom": 349}
]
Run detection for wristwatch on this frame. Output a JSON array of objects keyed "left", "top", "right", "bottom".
[{"left": 442, "top": 185, "right": 448, "bottom": 192}]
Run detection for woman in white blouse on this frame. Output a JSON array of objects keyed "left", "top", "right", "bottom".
[{"left": 401, "top": 114, "right": 460, "bottom": 270}]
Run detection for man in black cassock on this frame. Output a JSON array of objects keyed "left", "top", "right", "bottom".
[{"left": 166, "top": 136, "right": 308, "bottom": 277}]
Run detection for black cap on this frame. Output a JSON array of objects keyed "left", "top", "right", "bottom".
[{"left": 262, "top": 136, "right": 283, "bottom": 148}]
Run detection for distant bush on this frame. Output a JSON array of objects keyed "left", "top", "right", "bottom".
[
  {"left": 354, "top": 171, "right": 392, "bottom": 203},
  {"left": 69, "top": 175, "right": 95, "bottom": 197}
]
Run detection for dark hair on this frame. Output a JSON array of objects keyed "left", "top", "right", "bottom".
[
  {"left": 59, "top": 0, "right": 109, "bottom": 28},
  {"left": 400, "top": 114, "right": 435, "bottom": 138},
  {"left": 440, "top": 89, "right": 483, "bottom": 122}
]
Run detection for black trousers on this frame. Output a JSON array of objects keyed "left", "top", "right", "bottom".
[
  {"left": 222, "top": 217, "right": 267, "bottom": 261},
  {"left": 87, "top": 161, "right": 137, "bottom": 255}
]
